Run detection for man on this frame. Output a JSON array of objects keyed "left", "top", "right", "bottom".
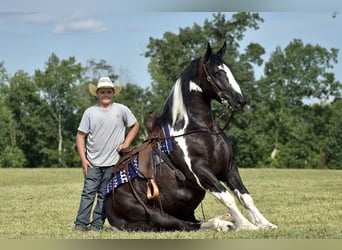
[{"left": 74, "top": 76, "right": 139, "bottom": 231}]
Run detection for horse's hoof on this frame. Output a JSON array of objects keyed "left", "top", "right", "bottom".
[
  {"left": 216, "top": 221, "right": 236, "bottom": 231},
  {"left": 260, "top": 223, "right": 278, "bottom": 229},
  {"left": 254, "top": 220, "right": 278, "bottom": 229},
  {"left": 236, "top": 222, "right": 259, "bottom": 231}
]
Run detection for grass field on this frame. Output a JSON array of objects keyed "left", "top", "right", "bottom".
[{"left": 0, "top": 168, "right": 341, "bottom": 239}]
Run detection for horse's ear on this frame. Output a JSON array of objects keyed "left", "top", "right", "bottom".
[
  {"left": 217, "top": 42, "right": 227, "bottom": 59},
  {"left": 203, "top": 42, "right": 212, "bottom": 63}
]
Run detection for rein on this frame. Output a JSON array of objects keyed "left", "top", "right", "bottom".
[
  {"left": 201, "top": 59, "right": 236, "bottom": 130},
  {"left": 202, "top": 59, "right": 227, "bottom": 106},
  {"left": 145, "top": 115, "right": 234, "bottom": 144},
  {"left": 217, "top": 104, "right": 235, "bottom": 131}
]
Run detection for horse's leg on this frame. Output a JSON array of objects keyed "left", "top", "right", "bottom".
[
  {"left": 111, "top": 211, "right": 202, "bottom": 232},
  {"left": 193, "top": 169, "right": 258, "bottom": 230},
  {"left": 106, "top": 189, "right": 207, "bottom": 232},
  {"left": 209, "top": 189, "right": 258, "bottom": 230},
  {"left": 225, "top": 162, "right": 277, "bottom": 229},
  {"left": 146, "top": 210, "right": 202, "bottom": 231}
]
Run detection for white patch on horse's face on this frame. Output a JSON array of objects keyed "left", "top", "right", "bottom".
[
  {"left": 171, "top": 79, "right": 188, "bottom": 127},
  {"left": 189, "top": 81, "right": 202, "bottom": 92},
  {"left": 218, "top": 64, "right": 242, "bottom": 95}
]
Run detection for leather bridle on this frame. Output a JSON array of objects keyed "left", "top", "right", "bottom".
[
  {"left": 201, "top": 59, "right": 228, "bottom": 107},
  {"left": 201, "top": 59, "right": 235, "bottom": 130}
]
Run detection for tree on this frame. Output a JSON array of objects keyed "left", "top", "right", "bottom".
[
  {"left": 145, "top": 12, "right": 264, "bottom": 114},
  {"left": 35, "top": 54, "right": 82, "bottom": 167},
  {"left": 0, "top": 146, "right": 27, "bottom": 168},
  {"left": 1, "top": 70, "right": 57, "bottom": 167},
  {"left": 0, "top": 62, "right": 11, "bottom": 152},
  {"left": 0, "top": 63, "right": 28, "bottom": 168},
  {"left": 0, "top": 98, "right": 14, "bottom": 167},
  {"left": 144, "top": 13, "right": 341, "bottom": 169},
  {"left": 264, "top": 39, "right": 339, "bottom": 165},
  {"left": 303, "top": 99, "right": 342, "bottom": 169},
  {"left": 325, "top": 99, "right": 342, "bottom": 169},
  {"left": 239, "top": 39, "right": 341, "bottom": 168},
  {"left": 114, "top": 83, "right": 154, "bottom": 142}
]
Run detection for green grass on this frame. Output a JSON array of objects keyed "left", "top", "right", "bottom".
[{"left": 0, "top": 168, "right": 341, "bottom": 239}]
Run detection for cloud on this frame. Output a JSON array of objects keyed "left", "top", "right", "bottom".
[
  {"left": 17, "top": 13, "right": 56, "bottom": 24},
  {"left": 53, "top": 18, "right": 107, "bottom": 34},
  {"left": 0, "top": 12, "right": 108, "bottom": 34}
]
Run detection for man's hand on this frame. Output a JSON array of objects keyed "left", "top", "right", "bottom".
[{"left": 81, "top": 159, "right": 92, "bottom": 176}]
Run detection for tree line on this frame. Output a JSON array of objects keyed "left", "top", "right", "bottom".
[{"left": 0, "top": 13, "right": 341, "bottom": 169}]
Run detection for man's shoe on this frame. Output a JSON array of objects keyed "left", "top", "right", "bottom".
[
  {"left": 89, "top": 226, "right": 102, "bottom": 232},
  {"left": 74, "top": 225, "right": 88, "bottom": 232}
]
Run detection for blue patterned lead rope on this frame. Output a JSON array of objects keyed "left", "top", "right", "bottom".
[{"left": 104, "top": 124, "right": 173, "bottom": 196}]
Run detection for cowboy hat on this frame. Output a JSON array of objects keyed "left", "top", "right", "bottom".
[{"left": 88, "top": 76, "right": 122, "bottom": 96}]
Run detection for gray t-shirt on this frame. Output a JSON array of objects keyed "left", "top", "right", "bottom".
[{"left": 78, "top": 103, "right": 137, "bottom": 167}]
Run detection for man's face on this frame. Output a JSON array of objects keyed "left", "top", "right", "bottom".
[{"left": 97, "top": 88, "right": 114, "bottom": 106}]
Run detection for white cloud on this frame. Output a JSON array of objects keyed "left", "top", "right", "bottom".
[
  {"left": 53, "top": 18, "right": 107, "bottom": 34},
  {"left": 0, "top": 13, "right": 57, "bottom": 25},
  {"left": 17, "top": 13, "right": 56, "bottom": 24},
  {"left": 0, "top": 12, "right": 108, "bottom": 34}
]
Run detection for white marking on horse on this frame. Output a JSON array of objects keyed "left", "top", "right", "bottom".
[
  {"left": 189, "top": 80, "right": 202, "bottom": 92},
  {"left": 170, "top": 128, "right": 204, "bottom": 188},
  {"left": 169, "top": 79, "right": 205, "bottom": 189},
  {"left": 171, "top": 79, "right": 188, "bottom": 127},
  {"left": 211, "top": 191, "right": 258, "bottom": 230},
  {"left": 218, "top": 64, "right": 242, "bottom": 95},
  {"left": 234, "top": 189, "right": 277, "bottom": 229},
  {"left": 200, "top": 215, "right": 235, "bottom": 231}
]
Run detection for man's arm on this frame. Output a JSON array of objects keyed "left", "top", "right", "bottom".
[
  {"left": 117, "top": 121, "right": 140, "bottom": 152},
  {"left": 76, "top": 131, "right": 91, "bottom": 176}
]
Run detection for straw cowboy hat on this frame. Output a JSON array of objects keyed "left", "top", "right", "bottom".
[{"left": 88, "top": 77, "right": 122, "bottom": 96}]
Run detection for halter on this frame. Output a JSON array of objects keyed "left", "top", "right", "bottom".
[
  {"left": 201, "top": 59, "right": 235, "bottom": 130},
  {"left": 201, "top": 59, "right": 227, "bottom": 106}
]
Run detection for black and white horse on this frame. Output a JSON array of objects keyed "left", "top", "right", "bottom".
[{"left": 105, "top": 42, "right": 277, "bottom": 231}]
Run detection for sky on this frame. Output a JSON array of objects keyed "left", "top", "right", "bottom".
[{"left": 0, "top": 1, "right": 341, "bottom": 90}]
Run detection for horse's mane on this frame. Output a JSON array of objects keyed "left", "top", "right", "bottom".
[{"left": 153, "top": 57, "right": 202, "bottom": 128}]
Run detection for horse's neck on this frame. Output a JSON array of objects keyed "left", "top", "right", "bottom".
[
  {"left": 166, "top": 79, "right": 214, "bottom": 130},
  {"left": 187, "top": 95, "right": 215, "bottom": 127}
]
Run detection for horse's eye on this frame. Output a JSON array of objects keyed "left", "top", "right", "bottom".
[{"left": 213, "top": 70, "right": 220, "bottom": 76}]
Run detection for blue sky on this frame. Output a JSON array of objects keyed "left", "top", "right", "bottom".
[{"left": 0, "top": 9, "right": 341, "bottom": 89}]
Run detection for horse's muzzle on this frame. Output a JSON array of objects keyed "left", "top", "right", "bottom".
[
  {"left": 224, "top": 93, "right": 247, "bottom": 111},
  {"left": 234, "top": 94, "right": 247, "bottom": 110}
]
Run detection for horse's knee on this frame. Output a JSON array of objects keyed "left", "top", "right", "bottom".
[
  {"left": 234, "top": 189, "right": 254, "bottom": 207},
  {"left": 226, "top": 163, "right": 249, "bottom": 194}
]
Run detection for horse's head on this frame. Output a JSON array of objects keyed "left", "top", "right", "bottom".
[{"left": 201, "top": 42, "right": 247, "bottom": 111}]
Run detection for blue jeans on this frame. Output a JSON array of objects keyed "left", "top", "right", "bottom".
[{"left": 74, "top": 165, "right": 113, "bottom": 230}]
